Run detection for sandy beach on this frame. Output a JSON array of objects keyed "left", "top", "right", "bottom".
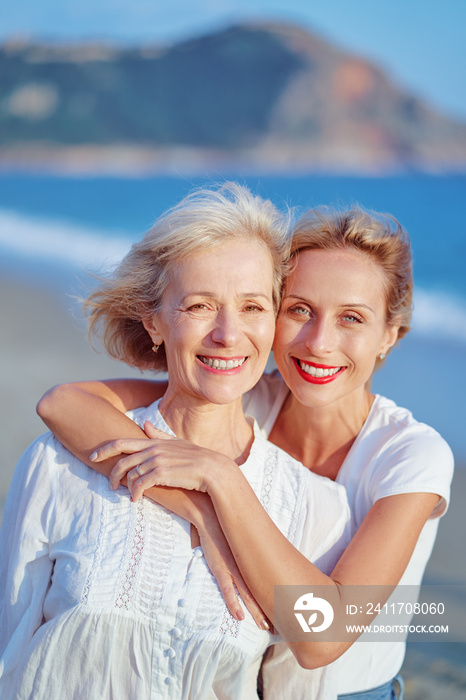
[{"left": 1, "top": 274, "right": 465, "bottom": 697}]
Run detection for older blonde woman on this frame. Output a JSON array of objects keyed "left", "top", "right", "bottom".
[
  {"left": 36, "top": 204, "right": 453, "bottom": 699},
  {"left": 0, "top": 184, "right": 348, "bottom": 700}
]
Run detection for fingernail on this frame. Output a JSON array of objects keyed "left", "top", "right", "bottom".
[
  {"left": 261, "top": 619, "right": 270, "bottom": 631},
  {"left": 89, "top": 451, "right": 98, "bottom": 462},
  {"left": 236, "top": 609, "right": 245, "bottom": 621}
]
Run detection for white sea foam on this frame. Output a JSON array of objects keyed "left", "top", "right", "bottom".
[
  {"left": 0, "top": 209, "right": 132, "bottom": 273},
  {"left": 1, "top": 208, "right": 466, "bottom": 345},
  {"left": 412, "top": 289, "right": 466, "bottom": 344}
]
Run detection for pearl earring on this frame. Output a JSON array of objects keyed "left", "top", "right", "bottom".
[{"left": 378, "top": 352, "right": 386, "bottom": 360}]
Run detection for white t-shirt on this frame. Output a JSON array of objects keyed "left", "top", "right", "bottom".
[
  {"left": 0, "top": 400, "right": 349, "bottom": 700},
  {"left": 243, "top": 371, "right": 454, "bottom": 695}
]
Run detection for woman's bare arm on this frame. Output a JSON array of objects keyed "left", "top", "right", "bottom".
[
  {"left": 36, "top": 380, "right": 267, "bottom": 627},
  {"left": 37, "top": 378, "right": 167, "bottom": 462},
  {"left": 210, "top": 472, "right": 439, "bottom": 666},
  {"left": 98, "top": 431, "right": 441, "bottom": 669}
]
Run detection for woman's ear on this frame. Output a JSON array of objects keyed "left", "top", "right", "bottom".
[
  {"left": 379, "top": 322, "right": 400, "bottom": 357},
  {"left": 142, "top": 316, "right": 164, "bottom": 347}
]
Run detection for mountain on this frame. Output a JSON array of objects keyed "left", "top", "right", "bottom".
[{"left": 1, "top": 22, "right": 466, "bottom": 174}]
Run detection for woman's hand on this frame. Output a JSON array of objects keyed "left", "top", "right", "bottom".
[
  {"left": 196, "top": 508, "right": 271, "bottom": 632},
  {"left": 90, "top": 421, "right": 228, "bottom": 500}
]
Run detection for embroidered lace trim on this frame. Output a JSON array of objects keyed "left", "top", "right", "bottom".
[
  {"left": 259, "top": 445, "right": 277, "bottom": 510},
  {"left": 81, "top": 475, "right": 108, "bottom": 605},
  {"left": 80, "top": 477, "right": 174, "bottom": 620},
  {"left": 115, "top": 499, "right": 145, "bottom": 610},
  {"left": 219, "top": 606, "right": 240, "bottom": 638}
]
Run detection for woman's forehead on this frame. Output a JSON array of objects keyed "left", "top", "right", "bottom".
[
  {"left": 285, "top": 247, "right": 388, "bottom": 302},
  {"left": 165, "top": 238, "right": 275, "bottom": 297}
]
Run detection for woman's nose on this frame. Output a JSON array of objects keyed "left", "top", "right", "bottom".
[
  {"left": 211, "top": 309, "right": 242, "bottom": 346},
  {"left": 303, "top": 317, "right": 336, "bottom": 356}
]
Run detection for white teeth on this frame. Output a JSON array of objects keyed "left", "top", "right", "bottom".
[
  {"left": 299, "top": 360, "right": 341, "bottom": 378},
  {"left": 199, "top": 356, "right": 246, "bottom": 370}
]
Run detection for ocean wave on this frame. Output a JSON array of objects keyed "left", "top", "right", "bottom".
[
  {"left": 1, "top": 209, "right": 466, "bottom": 345},
  {"left": 0, "top": 209, "right": 132, "bottom": 273},
  {"left": 412, "top": 289, "right": 466, "bottom": 344}
]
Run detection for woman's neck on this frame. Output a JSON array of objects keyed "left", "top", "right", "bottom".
[
  {"left": 159, "top": 392, "right": 253, "bottom": 464},
  {"left": 269, "top": 390, "right": 375, "bottom": 480}
]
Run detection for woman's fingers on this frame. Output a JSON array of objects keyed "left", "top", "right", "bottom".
[
  {"left": 213, "top": 570, "right": 245, "bottom": 622},
  {"left": 92, "top": 430, "right": 215, "bottom": 493},
  {"left": 198, "top": 524, "right": 270, "bottom": 630},
  {"left": 110, "top": 451, "right": 157, "bottom": 489},
  {"left": 144, "top": 422, "right": 174, "bottom": 439},
  {"left": 234, "top": 578, "right": 272, "bottom": 632},
  {"left": 208, "top": 561, "right": 270, "bottom": 630},
  {"left": 127, "top": 466, "right": 160, "bottom": 501},
  {"left": 90, "top": 428, "right": 175, "bottom": 464},
  {"left": 94, "top": 428, "right": 212, "bottom": 494},
  {"left": 89, "top": 438, "right": 150, "bottom": 463},
  {"left": 90, "top": 430, "right": 179, "bottom": 489}
]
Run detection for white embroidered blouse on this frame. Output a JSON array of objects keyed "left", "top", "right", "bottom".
[{"left": 0, "top": 400, "right": 349, "bottom": 700}]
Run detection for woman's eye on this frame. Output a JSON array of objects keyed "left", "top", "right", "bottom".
[
  {"left": 342, "top": 313, "right": 362, "bottom": 323},
  {"left": 187, "top": 303, "right": 209, "bottom": 311},
  {"left": 289, "top": 306, "right": 310, "bottom": 317},
  {"left": 244, "top": 304, "right": 263, "bottom": 312}
]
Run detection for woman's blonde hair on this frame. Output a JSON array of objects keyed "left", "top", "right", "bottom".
[
  {"left": 290, "top": 206, "right": 413, "bottom": 345},
  {"left": 84, "top": 182, "right": 291, "bottom": 371}
]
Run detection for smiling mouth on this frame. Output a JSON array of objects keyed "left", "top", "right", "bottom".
[
  {"left": 293, "top": 358, "right": 346, "bottom": 383},
  {"left": 198, "top": 355, "right": 247, "bottom": 371}
]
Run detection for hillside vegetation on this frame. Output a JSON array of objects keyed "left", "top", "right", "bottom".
[{"left": 1, "top": 22, "right": 465, "bottom": 173}]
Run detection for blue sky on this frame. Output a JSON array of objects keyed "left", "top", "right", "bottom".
[{"left": 2, "top": 0, "right": 466, "bottom": 120}]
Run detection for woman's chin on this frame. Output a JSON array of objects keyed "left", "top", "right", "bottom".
[
  {"left": 194, "top": 380, "right": 259, "bottom": 407},
  {"left": 196, "top": 386, "right": 250, "bottom": 406},
  {"left": 192, "top": 363, "right": 265, "bottom": 405}
]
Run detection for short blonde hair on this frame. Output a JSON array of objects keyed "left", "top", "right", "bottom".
[
  {"left": 85, "top": 182, "right": 291, "bottom": 370},
  {"left": 290, "top": 206, "right": 413, "bottom": 343}
]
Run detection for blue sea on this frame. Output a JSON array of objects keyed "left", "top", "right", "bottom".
[{"left": 1, "top": 173, "right": 465, "bottom": 460}]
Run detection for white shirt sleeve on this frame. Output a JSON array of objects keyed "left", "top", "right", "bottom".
[
  {"left": 369, "top": 426, "right": 454, "bottom": 518},
  {"left": 0, "top": 436, "right": 56, "bottom": 679}
]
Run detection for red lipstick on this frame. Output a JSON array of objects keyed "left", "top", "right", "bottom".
[{"left": 292, "top": 358, "right": 346, "bottom": 384}]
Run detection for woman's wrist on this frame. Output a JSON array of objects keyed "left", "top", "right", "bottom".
[
  {"left": 200, "top": 453, "right": 239, "bottom": 497},
  {"left": 195, "top": 500, "right": 217, "bottom": 534},
  {"left": 180, "top": 490, "right": 215, "bottom": 530}
]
